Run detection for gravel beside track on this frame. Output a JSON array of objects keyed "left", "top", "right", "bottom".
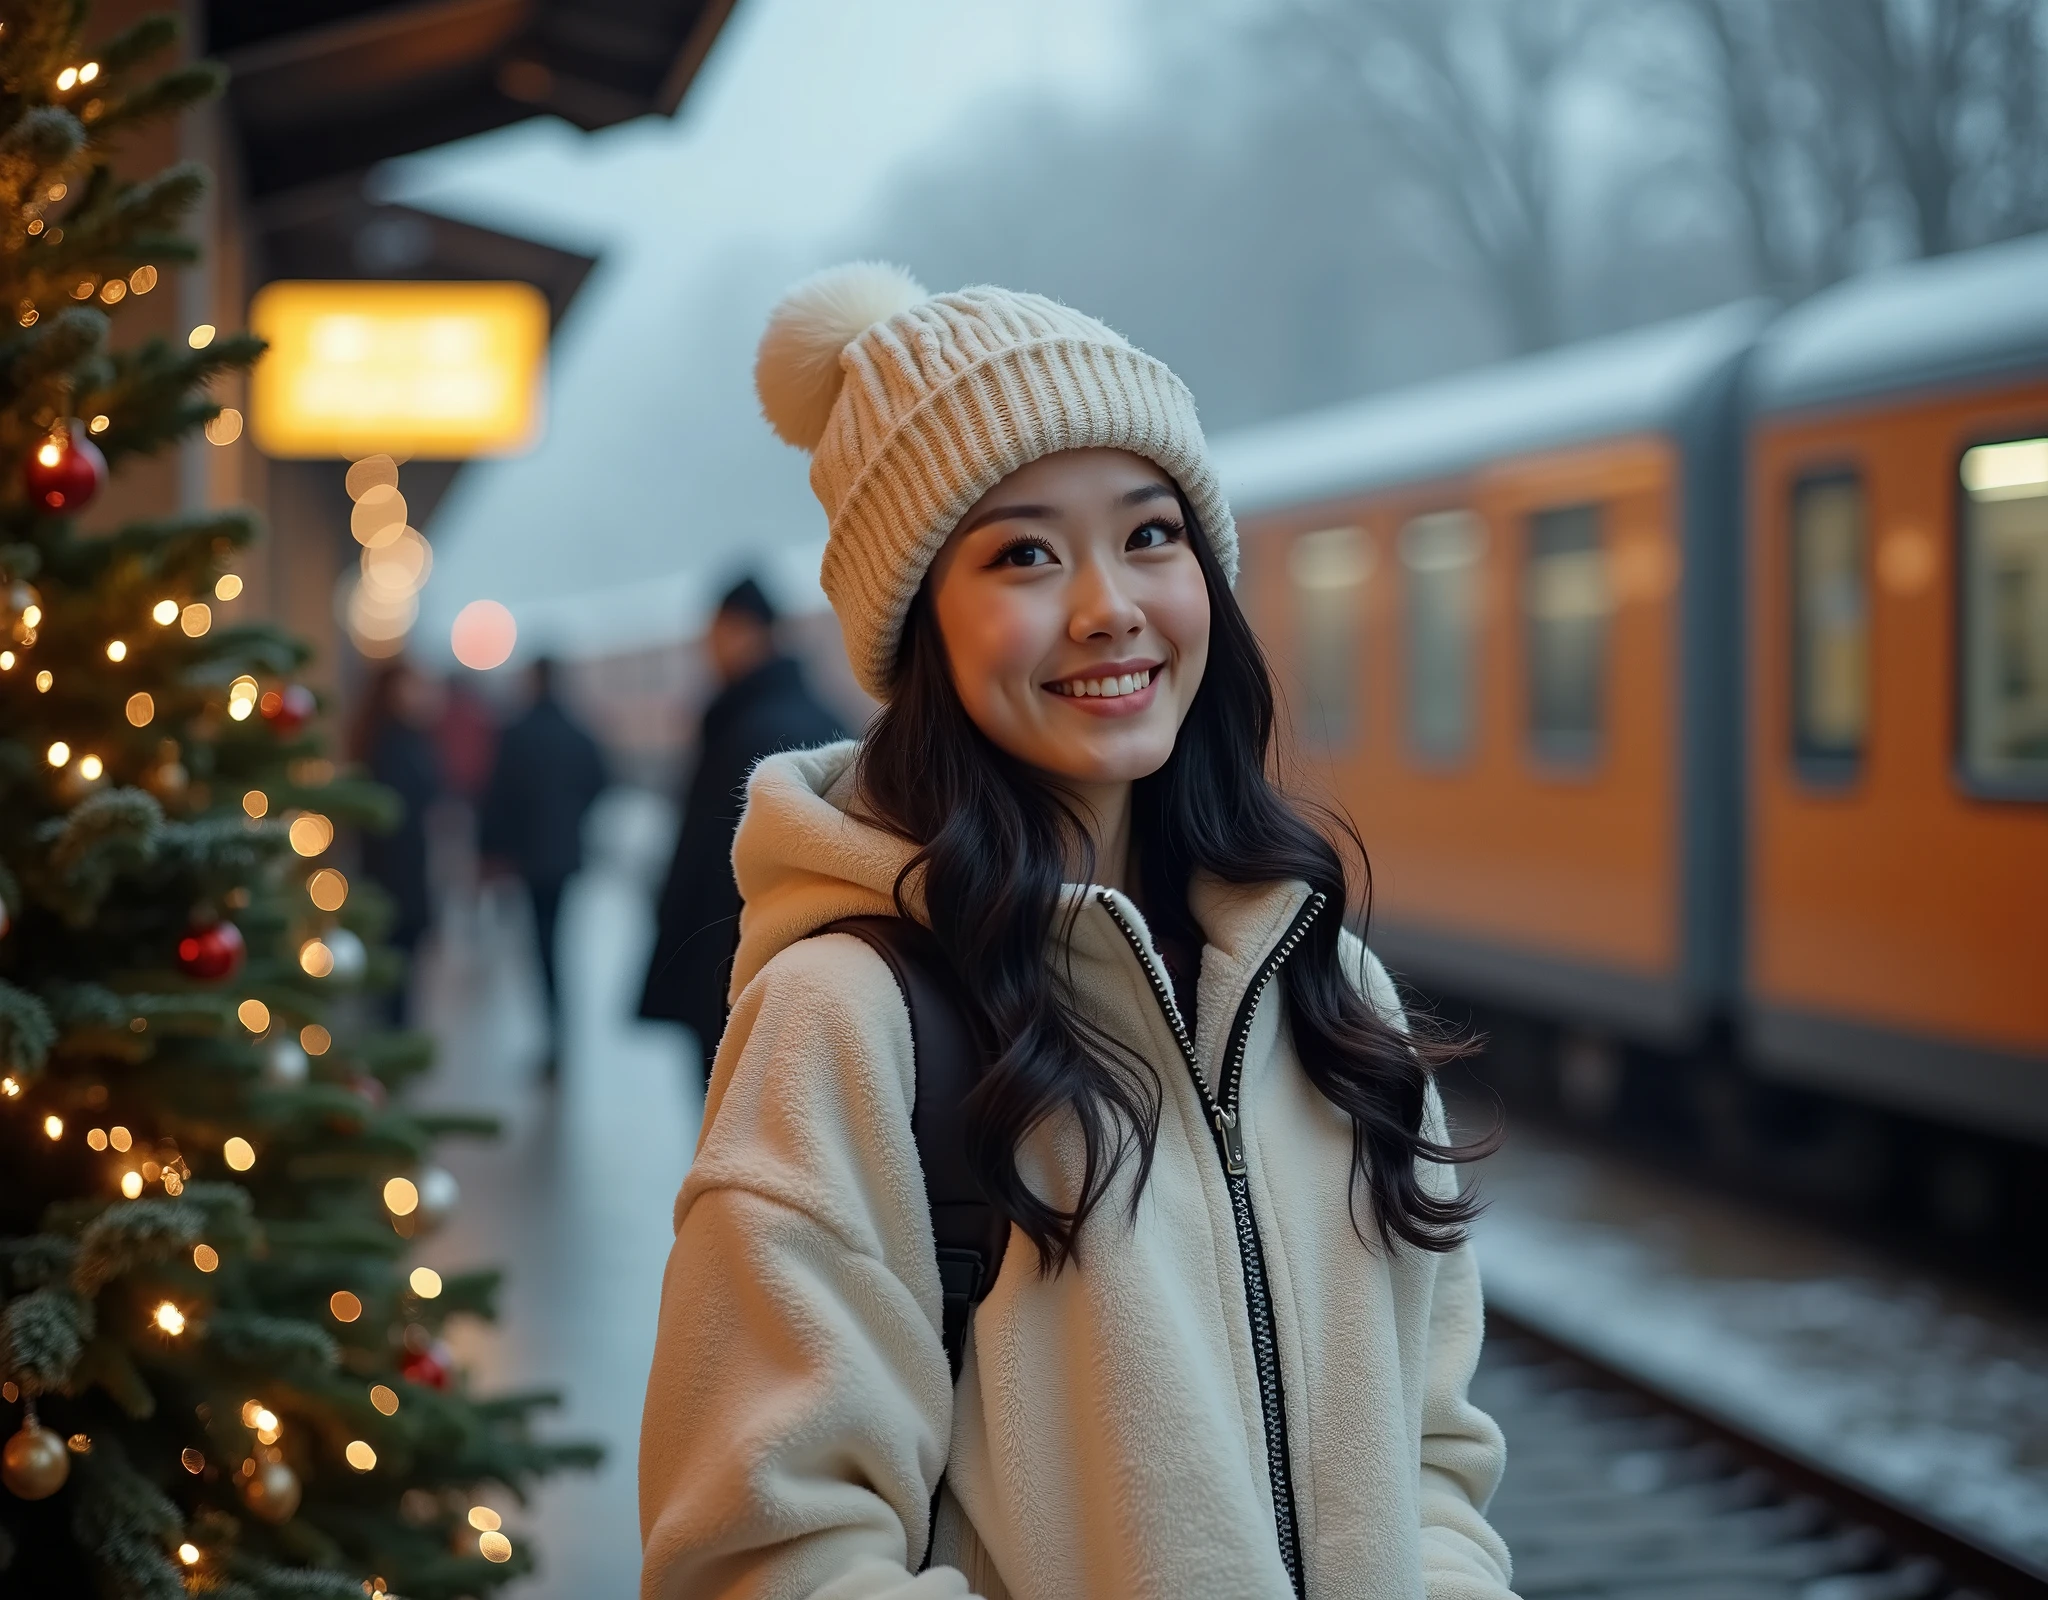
[{"left": 1477, "top": 1311, "right": 2048, "bottom": 1600}]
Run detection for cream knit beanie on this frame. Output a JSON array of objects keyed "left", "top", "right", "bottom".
[{"left": 754, "top": 261, "right": 1236, "bottom": 702}]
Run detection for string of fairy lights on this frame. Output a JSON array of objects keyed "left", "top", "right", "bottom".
[
  {"left": 342, "top": 454, "right": 433, "bottom": 657},
  {"left": 4, "top": 1063, "right": 504, "bottom": 1569}
]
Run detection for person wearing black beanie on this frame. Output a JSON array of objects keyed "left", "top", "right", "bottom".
[{"left": 637, "top": 574, "right": 846, "bottom": 1072}]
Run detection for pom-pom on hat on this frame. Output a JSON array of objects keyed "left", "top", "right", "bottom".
[{"left": 755, "top": 262, "right": 1236, "bottom": 702}]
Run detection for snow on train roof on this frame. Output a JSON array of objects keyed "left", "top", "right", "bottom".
[
  {"left": 1215, "top": 299, "right": 1770, "bottom": 517},
  {"left": 1752, "top": 230, "right": 2048, "bottom": 414}
]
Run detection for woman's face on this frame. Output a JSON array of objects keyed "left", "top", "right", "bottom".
[{"left": 927, "top": 448, "right": 1211, "bottom": 792}]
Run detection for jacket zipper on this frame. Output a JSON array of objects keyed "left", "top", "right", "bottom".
[{"left": 1097, "top": 888, "right": 1327, "bottom": 1598}]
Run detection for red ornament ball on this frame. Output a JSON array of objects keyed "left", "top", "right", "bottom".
[
  {"left": 399, "top": 1342, "right": 452, "bottom": 1390},
  {"left": 258, "top": 684, "right": 316, "bottom": 733},
  {"left": 176, "top": 920, "right": 245, "bottom": 982},
  {"left": 23, "top": 421, "right": 106, "bottom": 512}
]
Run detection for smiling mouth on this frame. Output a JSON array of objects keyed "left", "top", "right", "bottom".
[{"left": 1046, "top": 666, "right": 1159, "bottom": 700}]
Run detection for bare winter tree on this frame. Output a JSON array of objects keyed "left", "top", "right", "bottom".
[
  {"left": 1651, "top": 0, "right": 2048, "bottom": 297},
  {"left": 1248, "top": 0, "right": 1620, "bottom": 353},
  {"left": 1651, "top": 0, "right": 1879, "bottom": 296},
  {"left": 1808, "top": 0, "right": 2048, "bottom": 255}
]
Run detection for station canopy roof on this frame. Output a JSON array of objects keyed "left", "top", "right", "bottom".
[
  {"left": 1215, "top": 299, "right": 1771, "bottom": 519},
  {"left": 1752, "top": 229, "right": 2048, "bottom": 416},
  {"left": 205, "top": 0, "right": 739, "bottom": 199}
]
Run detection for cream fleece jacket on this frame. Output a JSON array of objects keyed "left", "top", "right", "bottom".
[{"left": 639, "top": 742, "right": 1514, "bottom": 1600}]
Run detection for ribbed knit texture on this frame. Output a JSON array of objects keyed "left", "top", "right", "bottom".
[{"left": 796, "top": 285, "right": 1236, "bottom": 701}]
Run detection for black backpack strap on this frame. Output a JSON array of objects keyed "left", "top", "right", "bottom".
[{"left": 814, "top": 916, "right": 1007, "bottom": 1381}]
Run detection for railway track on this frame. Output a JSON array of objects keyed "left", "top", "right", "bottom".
[{"left": 1477, "top": 1308, "right": 2048, "bottom": 1600}]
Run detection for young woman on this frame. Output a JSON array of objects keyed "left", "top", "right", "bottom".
[{"left": 638, "top": 264, "right": 1515, "bottom": 1600}]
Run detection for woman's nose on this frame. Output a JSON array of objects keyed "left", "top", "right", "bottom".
[{"left": 1069, "top": 563, "right": 1146, "bottom": 640}]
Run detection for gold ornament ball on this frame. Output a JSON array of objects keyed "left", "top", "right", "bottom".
[
  {"left": 3, "top": 1422, "right": 70, "bottom": 1500},
  {"left": 241, "top": 1458, "right": 302, "bottom": 1524}
]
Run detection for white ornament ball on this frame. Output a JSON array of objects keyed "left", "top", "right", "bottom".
[
  {"left": 416, "top": 1165, "right": 460, "bottom": 1232},
  {"left": 325, "top": 927, "right": 368, "bottom": 982},
  {"left": 263, "top": 1037, "right": 308, "bottom": 1086}
]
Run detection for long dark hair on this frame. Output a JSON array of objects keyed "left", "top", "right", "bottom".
[{"left": 857, "top": 504, "right": 1491, "bottom": 1272}]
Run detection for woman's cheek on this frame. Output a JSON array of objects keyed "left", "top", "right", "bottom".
[
  {"left": 982, "top": 594, "right": 1060, "bottom": 694},
  {"left": 1154, "top": 562, "right": 1211, "bottom": 676},
  {"left": 946, "top": 590, "right": 1046, "bottom": 724}
]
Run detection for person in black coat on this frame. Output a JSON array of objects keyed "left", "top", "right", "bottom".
[
  {"left": 638, "top": 577, "right": 847, "bottom": 1070},
  {"left": 479, "top": 656, "right": 609, "bottom": 1078},
  {"left": 354, "top": 662, "right": 444, "bottom": 1025}
]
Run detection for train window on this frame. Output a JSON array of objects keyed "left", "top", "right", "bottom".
[
  {"left": 1288, "top": 525, "right": 1373, "bottom": 749},
  {"left": 1525, "top": 504, "right": 1608, "bottom": 763},
  {"left": 1399, "top": 510, "right": 1484, "bottom": 762},
  {"left": 1790, "top": 474, "right": 1869, "bottom": 773},
  {"left": 1960, "top": 437, "right": 2048, "bottom": 793}
]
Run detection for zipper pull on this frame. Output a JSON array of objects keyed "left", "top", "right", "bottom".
[{"left": 1213, "top": 1107, "right": 1247, "bottom": 1175}]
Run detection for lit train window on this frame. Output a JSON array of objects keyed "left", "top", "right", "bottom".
[
  {"left": 1790, "top": 474, "right": 1869, "bottom": 773},
  {"left": 1960, "top": 437, "right": 2048, "bottom": 793},
  {"left": 1399, "top": 510, "right": 1484, "bottom": 762},
  {"left": 1525, "top": 504, "right": 1608, "bottom": 763},
  {"left": 1289, "top": 525, "right": 1373, "bottom": 750}
]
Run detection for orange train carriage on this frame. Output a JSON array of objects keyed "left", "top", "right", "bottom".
[{"left": 1217, "top": 233, "right": 2048, "bottom": 1151}]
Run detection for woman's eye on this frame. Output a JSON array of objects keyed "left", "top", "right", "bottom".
[
  {"left": 992, "top": 539, "right": 1055, "bottom": 569},
  {"left": 1128, "top": 519, "right": 1185, "bottom": 551}
]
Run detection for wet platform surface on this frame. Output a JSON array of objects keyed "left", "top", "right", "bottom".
[
  {"left": 410, "top": 789, "right": 701, "bottom": 1600},
  {"left": 403, "top": 786, "right": 2048, "bottom": 1596}
]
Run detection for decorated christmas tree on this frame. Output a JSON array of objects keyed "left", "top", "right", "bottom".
[{"left": 0, "top": 8, "right": 596, "bottom": 1596}]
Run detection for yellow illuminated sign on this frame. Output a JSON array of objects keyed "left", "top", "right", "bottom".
[{"left": 249, "top": 281, "right": 548, "bottom": 459}]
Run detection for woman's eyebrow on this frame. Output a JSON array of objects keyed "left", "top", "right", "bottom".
[
  {"left": 958, "top": 482, "right": 1175, "bottom": 537},
  {"left": 958, "top": 502, "right": 1056, "bottom": 536}
]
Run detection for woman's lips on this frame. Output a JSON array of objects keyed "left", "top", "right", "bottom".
[{"left": 1044, "top": 665, "right": 1162, "bottom": 717}]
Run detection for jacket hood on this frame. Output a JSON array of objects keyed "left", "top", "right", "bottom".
[{"left": 729, "top": 740, "right": 919, "bottom": 998}]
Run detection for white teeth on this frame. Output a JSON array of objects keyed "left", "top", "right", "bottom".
[{"left": 1053, "top": 668, "right": 1153, "bottom": 698}]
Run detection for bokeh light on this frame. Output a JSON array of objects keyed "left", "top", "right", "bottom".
[{"left": 451, "top": 599, "right": 516, "bottom": 670}]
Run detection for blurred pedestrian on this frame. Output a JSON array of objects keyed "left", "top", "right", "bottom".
[
  {"left": 638, "top": 576, "right": 846, "bottom": 1072},
  {"left": 351, "top": 660, "right": 444, "bottom": 1025},
  {"left": 479, "top": 656, "right": 609, "bottom": 1080},
  {"left": 435, "top": 675, "right": 498, "bottom": 804}
]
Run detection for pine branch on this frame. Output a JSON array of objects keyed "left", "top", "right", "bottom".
[
  {"left": 0, "top": 975, "right": 58, "bottom": 1073},
  {"left": 0, "top": 104, "right": 86, "bottom": 172},
  {"left": 29, "top": 784, "right": 162, "bottom": 924},
  {"left": 0, "top": 1283, "right": 94, "bottom": 1391},
  {"left": 87, "top": 60, "right": 228, "bottom": 139},
  {"left": 71, "top": 1197, "right": 203, "bottom": 1294},
  {"left": 205, "top": 1311, "right": 338, "bottom": 1378},
  {"left": 69, "top": 1436, "right": 186, "bottom": 1600},
  {"left": 2, "top": 1232, "right": 75, "bottom": 1291},
  {"left": 96, "top": 12, "right": 182, "bottom": 76}
]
